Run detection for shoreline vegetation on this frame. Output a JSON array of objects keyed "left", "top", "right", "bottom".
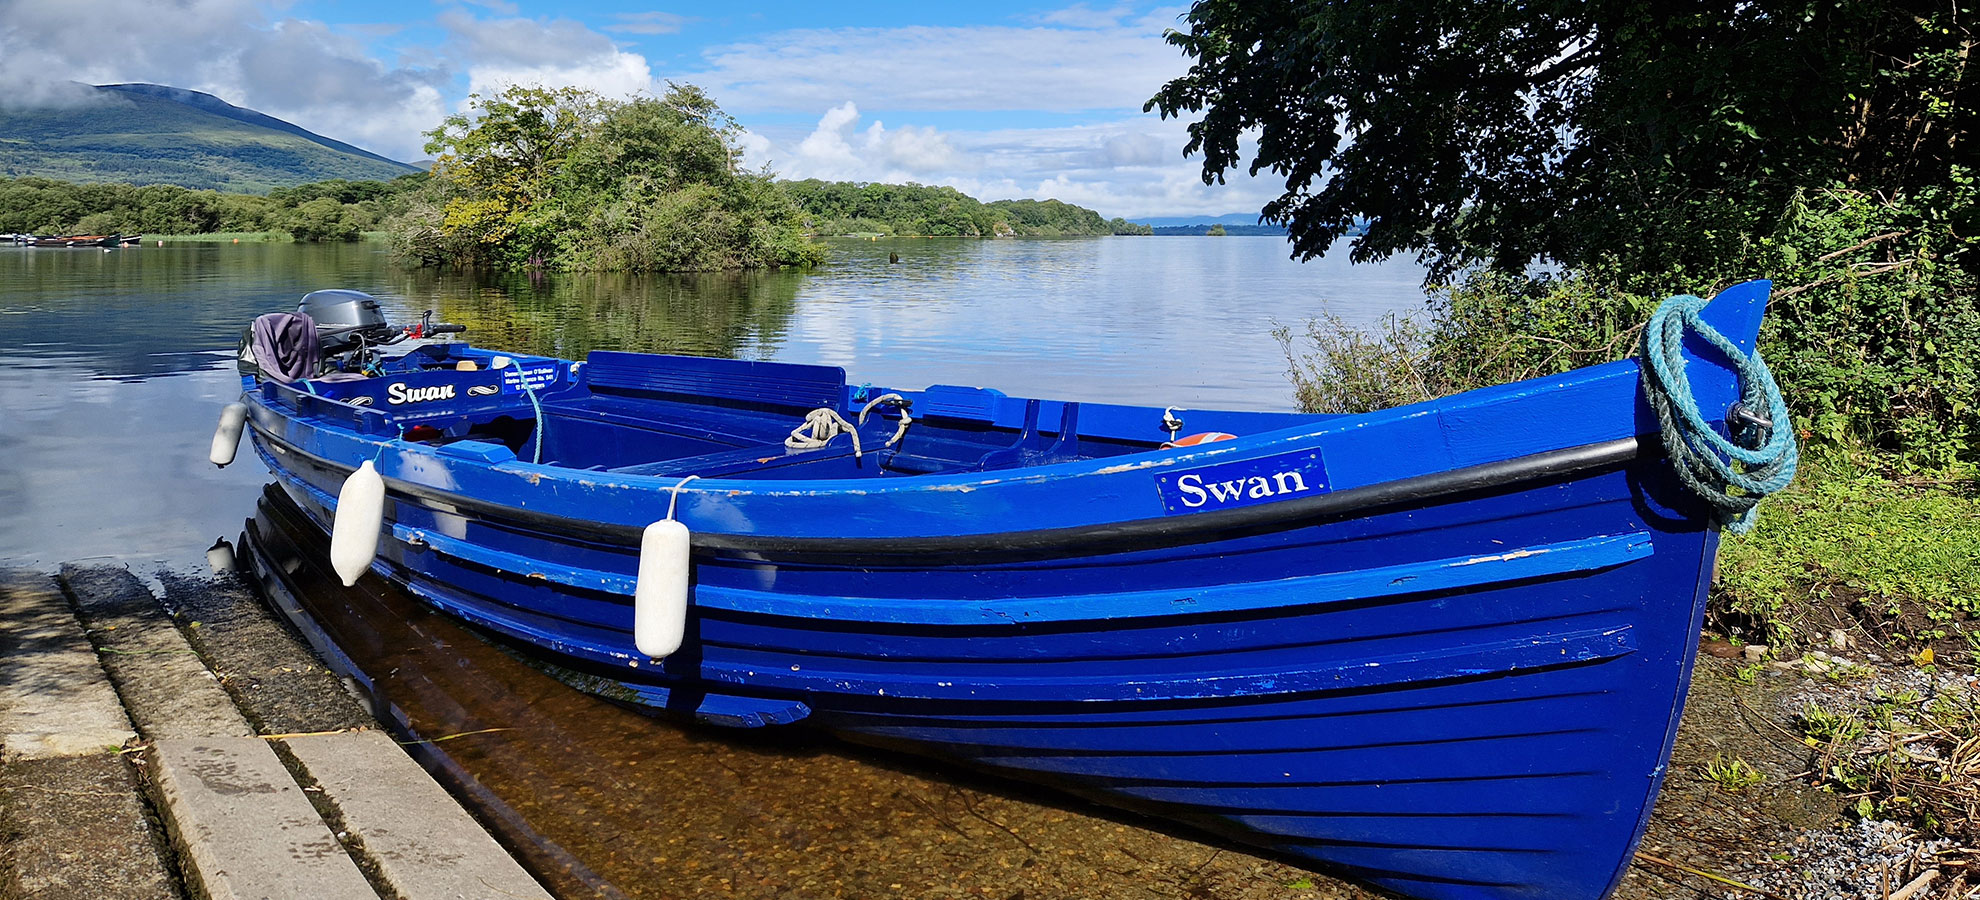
[
  {"left": 0, "top": 175, "right": 423, "bottom": 243},
  {"left": 0, "top": 172, "right": 1155, "bottom": 248}
]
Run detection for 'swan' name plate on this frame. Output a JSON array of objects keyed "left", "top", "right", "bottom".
[{"left": 1153, "top": 448, "right": 1330, "bottom": 515}]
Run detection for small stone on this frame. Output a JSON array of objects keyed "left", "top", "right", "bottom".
[
  {"left": 1743, "top": 644, "right": 1770, "bottom": 662},
  {"left": 1830, "top": 628, "right": 1851, "bottom": 650}
]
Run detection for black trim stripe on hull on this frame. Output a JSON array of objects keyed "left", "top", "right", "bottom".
[{"left": 249, "top": 419, "right": 1641, "bottom": 559}]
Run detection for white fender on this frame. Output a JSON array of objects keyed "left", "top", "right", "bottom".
[
  {"left": 633, "top": 519, "right": 691, "bottom": 658},
  {"left": 209, "top": 402, "right": 249, "bottom": 467},
  {"left": 330, "top": 460, "right": 386, "bottom": 586},
  {"left": 205, "top": 538, "right": 236, "bottom": 576}
]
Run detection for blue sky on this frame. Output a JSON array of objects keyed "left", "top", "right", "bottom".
[{"left": 0, "top": 0, "right": 1283, "bottom": 219}]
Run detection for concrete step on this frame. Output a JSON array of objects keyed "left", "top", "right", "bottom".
[
  {"left": 288, "top": 731, "right": 555, "bottom": 900},
  {"left": 0, "top": 569, "right": 137, "bottom": 758},
  {"left": 51, "top": 564, "right": 555, "bottom": 900},
  {"left": 149, "top": 736, "right": 377, "bottom": 900},
  {"left": 0, "top": 569, "right": 175, "bottom": 900},
  {"left": 61, "top": 566, "right": 252, "bottom": 740}
]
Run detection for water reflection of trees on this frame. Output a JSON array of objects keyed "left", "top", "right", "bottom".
[
  {"left": 0, "top": 244, "right": 808, "bottom": 379},
  {"left": 0, "top": 243, "right": 401, "bottom": 376},
  {"left": 389, "top": 267, "right": 806, "bottom": 362}
]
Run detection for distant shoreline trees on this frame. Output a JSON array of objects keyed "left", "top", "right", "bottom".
[
  {"left": 781, "top": 179, "right": 1150, "bottom": 237},
  {"left": 0, "top": 175, "right": 424, "bottom": 241}
]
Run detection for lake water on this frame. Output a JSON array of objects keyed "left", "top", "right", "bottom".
[
  {"left": 0, "top": 236, "right": 1425, "bottom": 572},
  {"left": 0, "top": 235, "right": 1426, "bottom": 899}
]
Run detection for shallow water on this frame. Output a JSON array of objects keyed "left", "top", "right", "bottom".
[
  {"left": 0, "top": 236, "right": 1424, "bottom": 572},
  {"left": 245, "top": 484, "right": 1359, "bottom": 900}
]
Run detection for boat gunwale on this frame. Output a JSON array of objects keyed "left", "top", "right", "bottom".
[{"left": 249, "top": 419, "right": 1644, "bottom": 558}]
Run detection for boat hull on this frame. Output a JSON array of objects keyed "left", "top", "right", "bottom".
[{"left": 254, "top": 431, "right": 1711, "bottom": 900}]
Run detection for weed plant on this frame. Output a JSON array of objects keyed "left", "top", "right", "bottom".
[
  {"left": 1798, "top": 685, "right": 1980, "bottom": 838},
  {"left": 1703, "top": 753, "right": 1768, "bottom": 793}
]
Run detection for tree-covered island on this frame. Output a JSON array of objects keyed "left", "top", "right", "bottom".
[{"left": 390, "top": 84, "right": 824, "bottom": 272}]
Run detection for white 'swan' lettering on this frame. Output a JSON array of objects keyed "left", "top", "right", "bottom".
[
  {"left": 386, "top": 383, "right": 457, "bottom": 405},
  {"left": 1175, "top": 470, "right": 1310, "bottom": 508}
]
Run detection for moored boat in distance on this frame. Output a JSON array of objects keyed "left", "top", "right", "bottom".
[
  {"left": 230, "top": 282, "right": 1792, "bottom": 900},
  {"left": 29, "top": 234, "right": 119, "bottom": 248}
]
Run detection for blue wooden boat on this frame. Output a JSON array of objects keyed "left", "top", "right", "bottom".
[{"left": 228, "top": 281, "right": 1785, "bottom": 900}]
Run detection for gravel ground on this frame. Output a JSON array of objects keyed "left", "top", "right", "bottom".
[{"left": 1619, "top": 650, "right": 1975, "bottom": 900}]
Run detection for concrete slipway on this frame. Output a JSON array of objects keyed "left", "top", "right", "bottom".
[{"left": 0, "top": 565, "right": 553, "bottom": 900}]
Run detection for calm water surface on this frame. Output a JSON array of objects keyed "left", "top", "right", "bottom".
[
  {"left": 0, "top": 236, "right": 1422, "bottom": 899},
  {"left": 0, "top": 236, "right": 1423, "bottom": 571}
]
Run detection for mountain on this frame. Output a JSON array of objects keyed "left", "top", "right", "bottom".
[{"left": 0, "top": 83, "right": 418, "bottom": 193}]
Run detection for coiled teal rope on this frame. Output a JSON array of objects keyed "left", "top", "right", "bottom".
[{"left": 1639, "top": 295, "right": 1798, "bottom": 533}]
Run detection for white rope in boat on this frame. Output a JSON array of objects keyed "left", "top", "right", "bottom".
[
  {"left": 858, "top": 393, "right": 913, "bottom": 449},
  {"left": 787, "top": 394, "right": 914, "bottom": 461},
  {"left": 787, "top": 408, "right": 863, "bottom": 458},
  {"left": 664, "top": 474, "right": 699, "bottom": 521}
]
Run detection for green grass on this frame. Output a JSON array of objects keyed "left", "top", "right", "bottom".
[{"left": 1716, "top": 455, "right": 1980, "bottom": 638}]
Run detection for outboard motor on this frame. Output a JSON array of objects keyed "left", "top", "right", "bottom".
[
  {"left": 300, "top": 289, "right": 393, "bottom": 354},
  {"left": 237, "top": 289, "right": 467, "bottom": 383}
]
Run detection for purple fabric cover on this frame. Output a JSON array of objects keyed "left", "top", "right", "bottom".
[{"left": 251, "top": 312, "right": 319, "bottom": 383}]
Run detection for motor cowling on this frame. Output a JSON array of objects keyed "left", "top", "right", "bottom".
[{"left": 300, "top": 289, "right": 391, "bottom": 354}]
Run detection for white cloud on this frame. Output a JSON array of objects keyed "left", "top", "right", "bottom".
[
  {"left": 232, "top": 19, "right": 448, "bottom": 160},
  {"left": 678, "top": 20, "right": 1186, "bottom": 114},
  {"left": 604, "top": 11, "right": 690, "bottom": 36},
  {"left": 0, "top": 78, "right": 109, "bottom": 110},
  {"left": 0, "top": 0, "right": 448, "bottom": 160},
  {"left": 669, "top": 4, "right": 1278, "bottom": 218},
  {"left": 1036, "top": 4, "right": 1136, "bottom": 29},
  {"left": 437, "top": 11, "right": 656, "bottom": 108},
  {"left": 748, "top": 103, "right": 1276, "bottom": 220},
  {"left": 778, "top": 102, "right": 964, "bottom": 182}
]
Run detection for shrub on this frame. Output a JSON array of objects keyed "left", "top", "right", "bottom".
[{"left": 1281, "top": 185, "right": 1979, "bottom": 467}]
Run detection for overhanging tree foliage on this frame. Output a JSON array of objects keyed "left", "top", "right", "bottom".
[{"left": 1148, "top": 1, "right": 1974, "bottom": 281}]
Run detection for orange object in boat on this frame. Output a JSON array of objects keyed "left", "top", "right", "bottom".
[{"left": 1162, "top": 431, "right": 1237, "bottom": 449}]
